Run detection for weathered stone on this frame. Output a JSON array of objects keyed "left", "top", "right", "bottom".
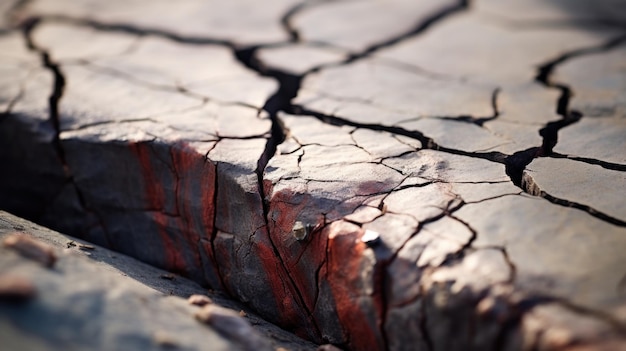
[
  {"left": 1, "top": 0, "right": 626, "bottom": 350},
  {"left": 295, "top": 57, "right": 494, "bottom": 126},
  {"left": 3, "top": 233, "right": 57, "bottom": 267},
  {"left": 188, "top": 294, "right": 213, "bottom": 307},
  {"left": 293, "top": 0, "right": 459, "bottom": 52},
  {"left": 0, "top": 212, "right": 315, "bottom": 350},
  {"left": 553, "top": 46, "right": 626, "bottom": 164},
  {"left": 0, "top": 33, "right": 64, "bottom": 220},
  {"left": 523, "top": 157, "right": 626, "bottom": 222},
  {"left": 257, "top": 44, "right": 347, "bottom": 75},
  {"left": 475, "top": 0, "right": 626, "bottom": 24},
  {"left": 25, "top": 0, "right": 301, "bottom": 45},
  {"left": 0, "top": 274, "right": 37, "bottom": 302},
  {"left": 377, "top": 14, "right": 621, "bottom": 87},
  {"left": 456, "top": 195, "right": 626, "bottom": 321},
  {"left": 0, "top": 211, "right": 318, "bottom": 351},
  {"left": 195, "top": 304, "right": 273, "bottom": 351}
]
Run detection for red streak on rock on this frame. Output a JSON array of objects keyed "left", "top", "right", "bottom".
[
  {"left": 253, "top": 185, "right": 320, "bottom": 339},
  {"left": 130, "top": 142, "right": 185, "bottom": 273},
  {"left": 254, "top": 230, "right": 314, "bottom": 339},
  {"left": 326, "top": 221, "right": 382, "bottom": 351},
  {"left": 271, "top": 190, "right": 330, "bottom": 324},
  {"left": 170, "top": 143, "right": 216, "bottom": 272}
]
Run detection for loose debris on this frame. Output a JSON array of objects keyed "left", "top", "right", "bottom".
[
  {"left": 0, "top": 274, "right": 37, "bottom": 302},
  {"left": 195, "top": 305, "right": 273, "bottom": 351},
  {"left": 3, "top": 233, "right": 56, "bottom": 268},
  {"left": 160, "top": 273, "right": 175, "bottom": 280},
  {"left": 66, "top": 240, "right": 95, "bottom": 251},
  {"left": 152, "top": 330, "right": 180, "bottom": 349},
  {"left": 187, "top": 294, "right": 213, "bottom": 307},
  {"left": 360, "top": 229, "right": 381, "bottom": 247},
  {"left": 292, "top": 221, "right": 308, "bottom": 241}
]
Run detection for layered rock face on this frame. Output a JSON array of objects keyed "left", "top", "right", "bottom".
[{"left": 1, "top": 0, "right": 625, "bottom": 350}]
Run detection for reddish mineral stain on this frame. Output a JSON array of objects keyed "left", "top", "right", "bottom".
[
  {"left": 326, "top": 221, "right": 383, "bottom": 351},
  {"left": 130, "top": 142, "right": 184, "bottom": 273},
  {"left": 131, "top": 142, "right": 219, "bottom": 277}
]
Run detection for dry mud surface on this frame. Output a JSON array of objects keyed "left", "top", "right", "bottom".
[{"left": 1, "top": 0, "right": 625, "bottom": 350}]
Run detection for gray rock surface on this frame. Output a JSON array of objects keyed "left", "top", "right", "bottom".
[
  {"left": 0, "top": 210, "right": 317, "bottom": 351},
  {"left": 1, "top": 0, "right": 625, "bottom": 350}
]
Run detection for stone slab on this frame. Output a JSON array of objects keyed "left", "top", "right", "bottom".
[
  {"left": 1, "top": 1, "right": 626, "bottom": 350},
  {"left": 0, "top": 211, "right": 317, "bottom": 351}
]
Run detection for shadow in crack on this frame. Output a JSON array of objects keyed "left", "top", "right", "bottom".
[{"left": 549, "top": 0, "right": 626, "bottom": 24}]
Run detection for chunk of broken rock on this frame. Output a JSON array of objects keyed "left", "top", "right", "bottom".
[
  {"left": 194, "top": 305, "right": 272, "bottom": 351},
  {"left": 187, "top": 294, "right": 213, "bottom": 306},
  {"left": 292, "top": 221, "right": 308, "bottom": 241},
  {"left": 0, "top": 274, "right": 37, "bottom": 302},
  {"left": 3, "top": 233, "right": 56, "bottom": 268},
  {"left": 360, "top": 229, "right": 381, "bottom": 246}
]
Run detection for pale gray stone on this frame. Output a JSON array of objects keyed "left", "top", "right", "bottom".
[
  {"left": 523, "top": 157, "right": 626, "bottom": 222},
  {"left": 26, "top": 0, "right": 301, "bottom": 45},
  {"left": 293, "top": 0, "right": 458, "bottom": 52}
]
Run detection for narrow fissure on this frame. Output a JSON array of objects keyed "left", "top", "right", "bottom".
[
  {"left": 292, "top": 105, "right": 509, "bottom": 165},
  {"left": 531, "top": 188, "right": 626, "bottom": 227},
  {"left": 209, "top": 164, "right": 230, "bottom": 293},
  {"left": 39, "top": 15, "right": 234, "bottom": 47},
  {"left": 341, "top": 0, "right": 469, "bottom": 65},
  {"left": 534, "top": 34, "right": 626, "bottom": 156},
  {"left": 22, "top": 20, "right": 66, "bottom": 167},
  {"left": 21, "top": 19, "right": 113, "bottom": 247},
  {"left": 549, "top": 153, "right": 626, "bottom": 172},
  {"left": 501, "top": 35, "right": 626, "bottom": 225},
  {"left": 233, "top": 43, "right": 325, "bottom": 340}
]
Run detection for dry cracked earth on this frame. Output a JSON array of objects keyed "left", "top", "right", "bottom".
[{"left": 1, "top": 0, "right": 625, "bottom": 350}]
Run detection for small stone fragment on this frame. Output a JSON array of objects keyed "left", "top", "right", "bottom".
[
  {"left": 3, "top": 233, "right": 56, "bottom": 268},
  {"left": 0, "top": 274, "right": 37, "bottom": 302},
  {"left": 476, "top": 296, "right": 495, "bottom": 316},
  {"left": 292, "top": 221, "right": 307, "bottom": 241},
  {"left": 187, "top": 294, "right": 213, "bottom": 307},
  {"left": 476, "top": 295, "right": 510, "bottom": 322},
  {"left": 317, "top": 344, "right": 343, "bottom": 351},
  {"left": 67, "top": 240, "right": 95, "bottom": 251},
  {"left": 78, "top": 243, "right": 95, "bottom": 251},
  {"left": 543, "top": 327, "right": 575, "bottom": 349},
  {"left": 160, "top": 273, "right": 175, "bottom": 280},
  {"left": 152, "top": 330, "right": 179, "bottom": 349},
  {"left": 239, "top": 309, "right": 247, "bottom": 317},
  {"left": 195, "top": 305, "right": 271, "bottom": 350},
  {"left": 360, "top": 229, "right": 380, "bottom": 247}
]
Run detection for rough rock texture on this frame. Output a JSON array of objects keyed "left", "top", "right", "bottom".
[
  {"left": 0, "top": 211, "right": 317, "bottom": 351},
  {"left": 1, "top": 0, "right": 625, "bottom": 350}
]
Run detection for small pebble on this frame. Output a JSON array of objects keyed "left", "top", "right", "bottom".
[
  {"left": 360, "top": 230, "right": 380, "bottom": 247},
  {"left": 78, "top": 243, "right": 95, "bottom": 251},
  {"left": 292, "top": 221, "right": 307, "bottom": 241},
  {"left": 187, "top": 294, "right": 213, "bottom": 306},
  {"left": 3, "top": 233, "right": 56, "bottom": 268},
  {"left": 153, "top": 330, "right": 179, "bottom": 349},
  {"left": 67, "top": 241, "right": 95, "bottom": 251},
  {"left": 195, "top": 305, "right": 271, "bottom": 350},
  {"left": 317, "top": 344, "right": 343, "bottom": 351},
  {"left": 160, "top": 273, "right": 175, "bottom": 280},
  {"left": 0, "top": 274, "right": 37, "bottom": 302}
]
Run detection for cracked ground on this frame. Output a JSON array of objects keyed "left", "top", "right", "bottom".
[{"left": 1, "top": 0, "right": 625, "bottom": 350}]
